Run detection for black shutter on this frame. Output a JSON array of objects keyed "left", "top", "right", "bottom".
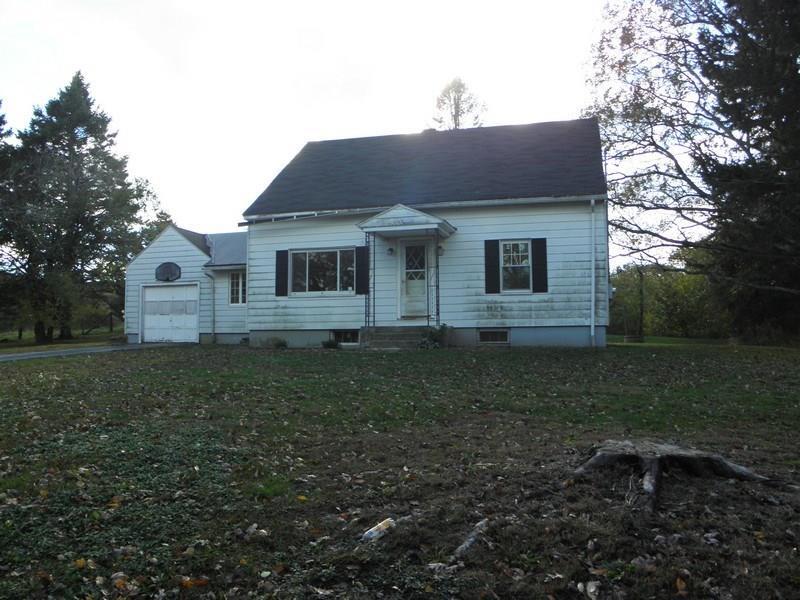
[
  {"left": 484, "top": 240, "right": 500, "bottom": 294},
  {"left": 355, "top": 245, "right": 369, "bottom": 295},
  {"left": 275, "top": 250, "right": 288, "bottom": 296},
  {"left": 531, "top": 238, "right": 548, "bottom": 293}
]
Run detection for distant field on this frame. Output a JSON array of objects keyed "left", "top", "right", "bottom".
[
  {"left": 607, "top": 333, "right": 729, "bottom": 345},
  {"left": 1, "top": 344, "right": 798, "bottom": 598}
]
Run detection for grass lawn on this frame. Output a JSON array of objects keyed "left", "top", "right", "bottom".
[
  {"left": 0, "top": 344, "right": 798, "bottom": 598},
  {"left": 0, "top": 330, "right": 122, "bottom": 355}
]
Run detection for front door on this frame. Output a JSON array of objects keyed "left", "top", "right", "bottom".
[{"left": 401, "top": 242, "right": 428, "bottom": 317}]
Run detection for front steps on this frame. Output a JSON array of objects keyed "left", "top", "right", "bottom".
[{"left": 360, "top": 326, "right": 431, "bottom": 350}]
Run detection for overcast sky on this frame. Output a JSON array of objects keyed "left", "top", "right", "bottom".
[{"left": 1, "top": 0, "right": 605, "bottom": 234}]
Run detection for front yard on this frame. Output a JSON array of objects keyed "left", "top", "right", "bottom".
[{"left": 1, "top": 344, "right": 798, "bottom": 598}]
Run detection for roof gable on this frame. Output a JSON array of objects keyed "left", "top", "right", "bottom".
[
  {"left": 173, "top": 225, "right": 210, "bottom": 255},
  {"left": 244, "top": 117, "right": 607, "bottom": 218},
  {"left": 358, "top": 204, "right": 456, "bottom": 239},
  {"left": 127, "top": 224, "right": 209, "bottom": 269},
  {"left": 358, "top": 204, "right": 447, "bottom": 229}
]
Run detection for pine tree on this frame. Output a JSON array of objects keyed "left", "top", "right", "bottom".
[
  {"left": 589, "top": 0, "right": 800, "bottom": 337},
  {"left": 695, "top": 0, "right": 800, "bottom": 336},
  {"left": 1, "top": 73, "right": 149, "bottom": 341}
]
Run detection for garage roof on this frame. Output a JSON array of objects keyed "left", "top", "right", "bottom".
[{"left": 172, "top": 225, "right": 246, "bottom": 267}]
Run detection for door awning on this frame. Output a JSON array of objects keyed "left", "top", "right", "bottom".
[{"left": 357, "top": 204, "right": 456, "bottom": 239}]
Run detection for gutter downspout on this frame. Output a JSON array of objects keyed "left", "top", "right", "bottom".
[
  {"left": 203, "top": 270, "right": 216, "bottom": 344},
  {"left": 590, "top": 198, "right": 596, "bottom": 348}
]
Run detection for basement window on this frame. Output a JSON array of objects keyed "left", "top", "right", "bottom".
[
  {"left": 478, "top": 329, "right": 509, "bottom": 344},
  {"left": 332, "top": 330, "right": 359, "bottom": 344}
]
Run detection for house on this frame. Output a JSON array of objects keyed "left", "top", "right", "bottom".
[{"left": 125, "top": 117, "right": 610, "bottom": 347}]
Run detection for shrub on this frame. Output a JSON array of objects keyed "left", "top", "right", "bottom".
[
  {"left": 264, "top": 337, "right": 287, "bottom": 349},
  {"left": 321, "top": 339, "right": 340, "bottom": 349},
  {"left": 419, "top": 324, "right": 450, "bottom": 349}
]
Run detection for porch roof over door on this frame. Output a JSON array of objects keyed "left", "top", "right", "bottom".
[{"left": 357, "top": 204, "right": 456, "bottom": 239}]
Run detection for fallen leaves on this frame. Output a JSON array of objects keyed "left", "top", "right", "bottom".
[
  {"left": 0, "top": 345, "right": 798, "bottom": 598},
  {"left": 675, "top": 575, "right": 689, "bottom": 597},
  {"left": 180, "top": 576, "right": 209, "bottom": 589}
]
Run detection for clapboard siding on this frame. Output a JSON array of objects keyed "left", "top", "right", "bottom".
[
  {"left": 212, "top": 269, "right": 248, "bottom": 333},
  {"left": 246, "top": 201, "right": 609, "bottom": 331},
  {"left": 125, "top": 226, "right": 213, "bottom": 337}
]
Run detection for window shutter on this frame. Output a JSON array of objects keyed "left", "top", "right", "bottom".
[
  {"left": 484, "top": 240, "right": 500, "bottom": 294},
  {"left": 531, "top": 238, "right": 548, "bottom": 293},
  {"left": 355, "top": 245, "right": 369, "bottom": 295},
  {"left": 275, "top": 250, "right": 288, "bottom": 296}
]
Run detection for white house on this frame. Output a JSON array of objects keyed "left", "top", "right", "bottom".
[{"left": 125, "top": 118, "right": 610, "bottom": 347}]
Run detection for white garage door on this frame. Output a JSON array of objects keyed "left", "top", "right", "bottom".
[{"left": 142, "top": 285, "right": 199, "bottom": 343}]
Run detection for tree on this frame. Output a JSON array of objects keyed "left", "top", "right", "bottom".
[
  {"left": 0, "top": 73, "right": 154, "bottom": 341},
  {"left": 694, "top": 0, "right": 800, "bottom": 336},
  {"left": 432, "top": 78, "right": 485, "bottom": 130},
  {"left": 588, "top": 0, "right": 800, "bottom": 336},
  {"left": 610, "top": 252, "right": 731, "bottom": 339}
]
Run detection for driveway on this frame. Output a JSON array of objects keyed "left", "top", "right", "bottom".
[{"left": 0, "top": 343, "right": 172, "bottom": 363}]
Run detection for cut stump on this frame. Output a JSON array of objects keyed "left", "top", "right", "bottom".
[{"left": 574, "top": 440, "right": 778, "bottom": 510}]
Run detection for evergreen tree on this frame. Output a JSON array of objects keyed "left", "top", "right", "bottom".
[
  {"left": 589, "top": 0, "right": 800, "bottom": 337},
  {"left": 694, "top": 0, "right": 800, "bottom": 335},
  {"left": 0, "top": 73, "right": 150, "bottom": 341}
]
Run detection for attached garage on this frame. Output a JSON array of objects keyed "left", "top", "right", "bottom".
[{"left": 141, "top": 284, "right": 199, "bottom": 343}]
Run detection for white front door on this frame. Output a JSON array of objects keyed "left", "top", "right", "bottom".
[
  {"left": 142, "top": 284, "right": 199, "bottom": 342},
  {"left": 401, "top": 242, "right": 429, "bottom": 317}
]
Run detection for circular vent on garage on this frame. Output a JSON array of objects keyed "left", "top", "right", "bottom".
[{"left": 155, "top": 262, "right": 181, "bottom": 282}]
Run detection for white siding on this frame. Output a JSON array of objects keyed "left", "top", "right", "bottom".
[
  {"left": 246, "top": 200, "right": 609, "bottom": 331},
  {"left": 211, "top": 269, "right": 248, "bottom": 333},
  {"left": 124, "top": 226, "right": 213, "bottom": 338},
  {"left": 247, "top": 216, "right": 367, "bottom": 330}
]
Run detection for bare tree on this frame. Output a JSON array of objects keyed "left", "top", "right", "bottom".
[
  {"left": 433, "top": 78, "right": 485, "bottom": 130},
  {"left": 587, "top": 0, "right": 800, "bottom": 314}
]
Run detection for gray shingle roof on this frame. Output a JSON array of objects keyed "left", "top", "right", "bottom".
[
  {"left": 174, "top": 225, "right": 210, "bottom": 255},
  {"left": 243, "top": 117, "right": 606, "bottom": 218},
  {"left": 172, "top": 225, "right": 246, "bottom": 266},
  {"left": 206, "top": 232, "right": 247, "bottom": 266}
]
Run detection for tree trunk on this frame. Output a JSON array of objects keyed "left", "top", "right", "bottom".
[
  {"left": 109, "top": 312, "right": 114, "bottom": 332},
  {"left": 636, "top": 265, "right": 645, "bottom": 338},
  {"left": 34, "top": 321, "right": 47, "bottom": 344},
  {"left": 58, "top": 324, "right": 73, "bottom": 340},
  {"left": 17, "top": 327, "right": 23, "bottom": 341},
  {"left": 34, "top": 322, "right": 54, "bottom": 344},
  {"left": 573, "top": 440, "right": 794, "bottom": 510}
]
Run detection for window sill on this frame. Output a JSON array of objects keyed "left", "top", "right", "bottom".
[{"left": 288, "top": 291, "right": 356, "bottom": 298}]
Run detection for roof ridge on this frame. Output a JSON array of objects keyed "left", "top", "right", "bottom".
[{"left": 306, "top": 116, "right": 598, "bottom": 145}]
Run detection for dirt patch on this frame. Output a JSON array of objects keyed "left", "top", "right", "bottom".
[{"left": 242, "top": 413, "right": 799, "bottom": 599}]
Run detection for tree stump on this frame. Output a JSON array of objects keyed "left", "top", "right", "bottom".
[{"left": 574, "top": 440, "right": 778, "bottom": 510}]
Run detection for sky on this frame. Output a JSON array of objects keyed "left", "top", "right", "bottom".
[{"left": 1, "top": 0, "right": 606, "bottom": 234}]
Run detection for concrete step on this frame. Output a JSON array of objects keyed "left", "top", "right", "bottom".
[
  {"left": 361, "top": 327, "right": 430, "bottom": 334},
  {"left": 365, "top": 333, "right": 427, "bottom": 341},
  {"left": 360, "top": 326, "right": 433, "bottom": 349}
]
